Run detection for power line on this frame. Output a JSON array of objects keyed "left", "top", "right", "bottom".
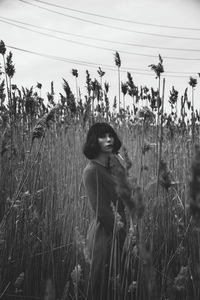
[
  {"left": 1, "top": 16, "right": 200, "bottom": 53},
  {"left": 30, "top": 0, "right": 200, "bottom": 32},
  {"left": 18, "top": 0, "right": 200, "bottom": 42},
  {"left": 5, "top": 44, "right": 196, "bottom": 78},
  {"left": 5, "top": 44, "right": 154, "bottom": 76},
  {"left": 1, "top": 18, "right": 200, "bottom": 62}
]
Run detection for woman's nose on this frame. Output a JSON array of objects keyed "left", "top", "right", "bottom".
[{"left": 106, "top": 135, "right": 111, "bottom": 141}]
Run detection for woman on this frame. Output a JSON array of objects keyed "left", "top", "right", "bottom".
[{"left": 82, "top": 122, "right": 135, "bottom": 300}]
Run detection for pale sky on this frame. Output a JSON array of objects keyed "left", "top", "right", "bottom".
[{"left": 1, "top": 0, "right": 200, "bottom": 112}]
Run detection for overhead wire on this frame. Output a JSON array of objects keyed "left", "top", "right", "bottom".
[
  {"left": 5, "top": 44, "right": 196, "bottom": 78},
  {"left": 1, "top": 1, "right": 199, "bottom": 79},
  {"left": 18, "top": 0, "right": 200, "bottom": 41},
  {"left": 26, "top": 0, "right": 200, "bottom": 32},
  {"left": 1, "top": 16, "right": 200, "bottom": 53},
  {"left": 5, "top": 44, "right": 154, "bottom": 76},
  {"left": 1, "top": 18, "right": 200, "bottom": 62}
]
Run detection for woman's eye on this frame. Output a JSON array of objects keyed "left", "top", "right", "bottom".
[{"left": 99, "top": 133, "right": 113, "bottom": 139}]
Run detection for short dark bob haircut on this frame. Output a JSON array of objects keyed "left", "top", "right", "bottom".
[{"left": 83, "top": 122, "right": 122, "bottom": 159}]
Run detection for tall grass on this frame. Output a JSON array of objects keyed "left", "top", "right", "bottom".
[
  {"left": 0, "top": 41, "right": 200, "bottom": 299},
  {"left": 1, "top": 119, "right": 199, "bottom": 299}
]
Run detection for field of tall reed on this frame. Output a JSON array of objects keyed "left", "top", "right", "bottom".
[{"left": 0, "top": 40, "right": 200, "bottom": 300}]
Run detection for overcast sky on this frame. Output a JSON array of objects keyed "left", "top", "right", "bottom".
[{"left": 1, "top": 0, "right": 200, "bottom": 112}]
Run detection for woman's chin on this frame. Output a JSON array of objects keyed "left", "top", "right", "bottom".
[{"left": 105, "top": 148, "right": 113, "bottom": 153}]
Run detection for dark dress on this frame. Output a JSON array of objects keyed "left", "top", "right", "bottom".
[{"left": 83, "top": 158, "right": 133, "bottom": 300}]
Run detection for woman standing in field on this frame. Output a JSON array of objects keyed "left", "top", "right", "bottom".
[{"left": 82, "top": 122, "right": 135, "bottom": 300}]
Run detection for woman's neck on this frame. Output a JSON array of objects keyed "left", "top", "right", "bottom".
[{"left": 93, "top": 153, "right": 110, "bottom": 167}]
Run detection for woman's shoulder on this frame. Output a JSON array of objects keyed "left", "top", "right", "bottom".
[{"left": 83, "top": 161, "right": 97, "bottom": 178}]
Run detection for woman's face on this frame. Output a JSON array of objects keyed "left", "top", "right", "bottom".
[{"left": 98, "top": 132, "right": 114, "bottom": 154}]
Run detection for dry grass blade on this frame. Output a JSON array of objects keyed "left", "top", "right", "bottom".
[
  {"left": 44, "top": 279, "right": 55, "bottom": 300},
  {"left": 159, "top": 159, "right": 172, "bottom": 190},
  {"left": 189, "top": 144, "right": 200, "bottom": 228},
  {"left": 173, "top": 266, "right": 189, "bottom": 294},
  {"left": 32, "top": 105, "right": 60, "bottom": 142}
]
